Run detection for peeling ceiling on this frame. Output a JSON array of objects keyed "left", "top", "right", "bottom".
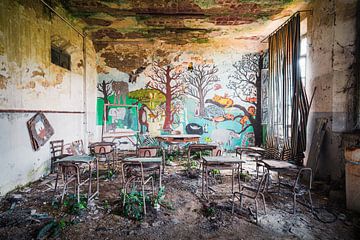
[{"left": 56, "top": 0, "right": 309, "bottom": 48}]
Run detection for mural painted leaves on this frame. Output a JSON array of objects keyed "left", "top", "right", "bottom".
[{"left": 128, "top": 89, "right": 166, "bottom": 110}]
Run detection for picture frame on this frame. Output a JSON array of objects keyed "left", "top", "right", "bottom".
[{"left": 102, "top": 104, "right": 140, "bottom": 138}]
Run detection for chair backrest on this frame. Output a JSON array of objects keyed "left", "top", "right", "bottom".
[
  {"left": 212, "top": 147, "right": 222, "bottom": 156},
  {"left": 294, "top": 168, "right": 312, "bottom": 191},
  {"left": 280, "top": 140, "right": 293, "bottom": 161},
  {"left": 50, "top": 140, "right": 64, "bottom": 158},
  {"left": 263, "top": 136, "right": 280, "bottom": 159},
  {"left": 138, "top": 147, "right": 157, "bottom": 157},
  {"left": 93, "top": 145, "right": 113, "bottom": 155},
  {"left": 255, "top": 172, "right": 269, "bottom": 197}
]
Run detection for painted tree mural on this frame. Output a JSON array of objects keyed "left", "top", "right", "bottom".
[
  {"left": 227, "top": 52, "right": 263, "bottom": 146},
  {"left": 146, "top": 62, "right": 185, "bottom": 131},
  {"left": 184, "top": 64, "right": 220, "bottom": 117},
  {"left": 97, "top": 79, "right": 113, "bottom": 119}
]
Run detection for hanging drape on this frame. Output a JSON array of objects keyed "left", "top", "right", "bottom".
[{"left": 268, "top": 13, "right": 309, "bottom": 164}]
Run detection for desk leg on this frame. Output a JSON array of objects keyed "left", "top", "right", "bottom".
[
  {"left": 238, "top": 164, "right": 241, "bottom": 192},
  {"left": 205, "top": 163, "right": 209, "bottom": 200},
  {"left": 159, "top": 164, "right": 162, "bottom": 189},
  {"left": 162, "top": 149, "right": 166, "bottom": 174},
  {"left": 202, "top": 162, "right": 205, "bottom": 198},
  {"left": 96, "top": 158, "right": 99, "bottom": 198},
  {"left": 88, "top": 163, "right": 92, "bottom": 203},
  {"left": 231, "top": 168, "right": 234, "bottom": 195}
]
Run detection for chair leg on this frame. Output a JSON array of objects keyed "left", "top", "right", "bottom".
[
  {"left": 260, "top": 193, "right": 267, "bottom": 214},
  {"left": 293, "top": 194, "right": 297, "bottom": 214},
  {"left": 231, "top": 194, "right": 236, "bottom": 215},
  {"left": 151, "top": 177, "right": 155, "bottom": 196},
  {"left": 278, "top": 172, "right": 281, "bottom": 195},
  {"left": 308, "top": 190, "right": 314, "bottom": 213},
  {"left": 240, "top": 194, "right": 243, "bottom": 208},
  {"left": 142, "top": 183, "right": 147, "bottom": 215},
  {"left": 61, "top": 172, "right": 67, "bottom": 204},
  {"left": 53, "top": 171, "right": 59, "bottom": 198},
  {"left": 255, "top": 199, "right": 258, "bottom": 224}
]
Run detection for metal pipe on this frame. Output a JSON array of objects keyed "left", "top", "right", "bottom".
[
  {"left": 39, "top": 0, "right": 85, "bottom": 38},
  {"left": 0, "top": 109, "right": 84, "bottom": 114},
  {"left": 260, "top": 10, "right": 312, "bottom": 43},
  {"left": 82, "top": 31, "right": 88, "bottom": 148}
]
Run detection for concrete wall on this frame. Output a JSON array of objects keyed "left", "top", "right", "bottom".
[
  {"left": 306, "top": 0, "right": 359, "bottom": 183},
  {"left": 0, "top": 0, "right": 97, "bottom": 195}
]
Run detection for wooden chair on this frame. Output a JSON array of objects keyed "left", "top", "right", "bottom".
[
  {"left": 232, "top": 172, "right": 269, "bottom": 224},
  {"left": 50, "top": 140, "right": 71, "bottom": 173}
]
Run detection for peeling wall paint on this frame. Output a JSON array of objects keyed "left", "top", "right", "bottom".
[{"left": 0, "top": 0, "right": 97, "bottom": 196}]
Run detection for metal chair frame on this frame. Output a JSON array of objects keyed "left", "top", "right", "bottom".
[
  {"left": 122, "top": 148, "right": 163, "bottom": 216},
  {"left": 232, "top": 172, "right": 269, "bottom": 224},
  {"left": 292, "top": 167, "right": 314, "bottom": 214}
]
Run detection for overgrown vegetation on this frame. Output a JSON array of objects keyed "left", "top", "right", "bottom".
[
  {"left": 52, "top": 194, "right": 88, "bottom": 215},
  {"left": 121, "top": 186, "right": 169, "bottom": 220},
  {"left": 121, "top": 188, "right": 149, "bottom": 220}
]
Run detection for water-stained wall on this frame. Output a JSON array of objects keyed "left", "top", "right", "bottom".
[
  {"left": 305, "top": 0, "right": 359, "bottom": 183},
  {"left": 0, "top": 0, "right": 97, "bottom": 195}
]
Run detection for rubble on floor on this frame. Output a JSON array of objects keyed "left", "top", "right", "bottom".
[{"left": 0, "top": 161, "right": 358, "bottom": 240}]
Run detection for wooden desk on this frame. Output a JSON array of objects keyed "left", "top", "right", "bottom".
[
  {"left": 55, "top": 155, "right": 98, "bottom": 203},
  {"left": 202, "top": 156, "right": 246, "bottom": 200}
]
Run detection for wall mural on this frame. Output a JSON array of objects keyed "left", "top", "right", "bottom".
[{"left": 96, "top": 52, "right": 266, "bottom": 150}]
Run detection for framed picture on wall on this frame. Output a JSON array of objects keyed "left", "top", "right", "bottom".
[
  {"left": 102, "top": 104, "right": 139, "bottom": 138},
  {"left": 27, "top": 112, "right": 54, "bottom": 151}
]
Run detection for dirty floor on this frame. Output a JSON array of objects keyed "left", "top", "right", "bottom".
[{"left": 0, "top": 157, "right": 358, "bottom": 240}]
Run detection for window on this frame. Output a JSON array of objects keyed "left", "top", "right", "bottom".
[
  {"left": 299, "top": 37, "right": 307, "bottom": 87},
  {"left": 51, "top": 47, "right": 71, "bottom": 70}
]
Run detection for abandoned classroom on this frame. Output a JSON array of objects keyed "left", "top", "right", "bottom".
[{"left": 0, "top": 0, "right": 359, "bottom": 239}]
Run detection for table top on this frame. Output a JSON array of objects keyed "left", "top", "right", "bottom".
[
  {"left": 261, "top": 160, "right": 298, "bottom": 170},
  {"left": 188, "top": 144, "right": 217, "bottom": 150},
  {"left": 89, "top": 142, "right": 116, "bottom": 148},
  {"left": 202, "top": 156, "right": 246, "bottom": 164},
  {"left": 123, "top": 157, "right": 162, "bottom": 163},
  {"left": 56, "top": 155, "right": 96, "bottom": 164},
  {"left": 156, "top": 134, "right": 200, "bottom": 139},
  {"left": 236, "top": 146, "right": 266, "bottom": 152}
]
